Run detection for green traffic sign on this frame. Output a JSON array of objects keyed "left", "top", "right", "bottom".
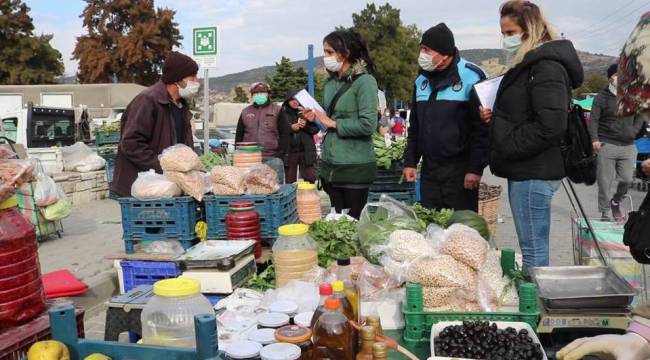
[{"left": 193, "top": 27, "right": 217, "bottom": 56}]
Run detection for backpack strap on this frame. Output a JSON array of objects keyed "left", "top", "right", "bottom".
[{"left": 326, "top": 74, "right": 363, "bottom": 117}]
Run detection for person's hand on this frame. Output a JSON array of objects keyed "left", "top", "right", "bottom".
[
  {"left": 479, "top": 106, "right": 493, "bottom": 124},
  {"left": 557, "top": 333, "right": 650, "bottom": 360},
  {"left": 464, "top": 173, "right": 481, "bottom": 190},
  {"left": 643, "top": 159, "right": 650, "bottom": 175},
  {"left": 593, "top": 141, "right": 603, "bottom": 151},
  {"left": 403, "top": 167, "right": 417, "bottom": 182},
  {"left": 291, "top": 123, "right": 301, "bottom": 132},
  {"left": 298, "top": 119, "right": 306, "bottom": 128}
]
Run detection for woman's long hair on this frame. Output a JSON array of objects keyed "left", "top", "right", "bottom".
[
  {"left": 323, "top": 28, "right": 376, "bottom": 74},
  {"left": 500, "top": 0, "right": 559, "bottom": 67}
]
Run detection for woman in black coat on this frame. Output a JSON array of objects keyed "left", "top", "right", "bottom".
[{"left": 279, "top": 90, "right": 319, "bottom": 183}]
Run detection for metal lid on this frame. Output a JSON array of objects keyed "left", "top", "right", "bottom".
[
  {"left": 257, "top": 312, "right": 290, "bottom": 328},
  {"left": 274, "top": 325, "right": 312, "bottom": 343},
  {"left": 293, "top": 311, "right": 314, "bottom": 328},
  {"left": 268, "top": 300, "right": 298, "bottom": 315},
  {"left": 248, "top": 328, "right": 277, "bottom": 345},
  {"left": 225, "top": 340, "right": 263, "bottom": 359},
  {"left": 260, "top": 343, "right": 301, "bottom": 360}
]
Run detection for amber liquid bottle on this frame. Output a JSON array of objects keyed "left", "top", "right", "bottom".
[
  {"left": 310, "top": 283, "right": 333, "bottom": 329},
  {"left": 312, "top": 298, "right": 354, "bottom": 360},
  {"left": 331, "top": 280, "right": 355, "bottom": 321},
  {"left": 355, "top": 325, "right": 376, "bottom": 360},
  {"left": 338, "top": 257, "right": 360, "bottom": 322}
]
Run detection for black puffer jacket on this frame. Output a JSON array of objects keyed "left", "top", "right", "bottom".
[
  {"left": 278, "top": 92, "right": 319, "bottom": 165},
  {"left": 490, "top": 40, "right": 584, "bottom": 181}
]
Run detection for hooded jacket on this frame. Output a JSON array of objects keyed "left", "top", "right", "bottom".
[
  {"left": 489, "top": 40, "right": 585, "bottom": 181},
  {"left": 278, "top": 91, "right": 319, "bottom": 166}
]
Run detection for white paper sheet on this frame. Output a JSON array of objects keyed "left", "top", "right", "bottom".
[
  {"left": 293, "top": 89, "right": 327, "bottom": 132},
  {"left": 473, "top": 76, "right": 503, "bottom": 109}
]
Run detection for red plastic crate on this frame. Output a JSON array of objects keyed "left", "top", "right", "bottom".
[{"left": 0, "top": 303, "right": 84, "bottom": 360}]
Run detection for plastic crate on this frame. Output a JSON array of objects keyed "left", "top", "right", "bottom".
[
  {"left": 120, "top": 261, "right": 181, "bottom": 293},
  {"left": 118, "top": 197, "right": 201, "bottom": 253},
  {"left": 101, "top": 154, "right": 116, "bottom": 184},
  {"left": 94, "top": 131, "right": 120, "bottom": 146},
  {"left": 370, "top": 162, "right": 415, "bottom": 192},
  {"left": 204, "top": 184, "right": 297, "bottom": 244},
  {"left": 49, "top": 305, "right": 223, "bottom": 360},
  {"left": 636, "top": 137, "right": 650, "bottom": 154},
  {"left": 0, "top": 304, "right": 84, "bottom": 360},
  {"left": 368, "top": 189, "right": 417, "bottom": 205}
]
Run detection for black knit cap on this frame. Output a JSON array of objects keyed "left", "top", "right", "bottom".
[
  {"left": 420, "top": 23, "right": 455, "bottom": 56},
  {"left": 162, "top": 51, "right": 199, "bottom": 84},
  {"left": 607, "top": 63, "right": 618, "bottom": 79}
]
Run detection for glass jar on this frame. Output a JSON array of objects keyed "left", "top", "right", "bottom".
[
  {"left": 296, "top": 182, "right": 321, "bottom": 224},
  {"left": 233, "top": 143, "right": 263, "bottom": 170},
  {"left": 274, "top": 325, "right": 313, "bottom": 360},
  {"left": 257, "top": 312, "right": 290, "bottom": 330},
  {"left": 272, "top": 224, "right": 318, "bottom": 287},
  {"left": 226, "top": 340, "right": 263, "bottom": 360},
  {"left": 248, "top": 328, "right": 277, "bottom": 346},
  {"left": 141, "top": 278, "right": 214, "bottom": 348},
  {"left": 260, "top": 343, "right": 301, "bottom": 360},
  {"left": 226, "top": 201, "right": 262, "bottom": 258}
]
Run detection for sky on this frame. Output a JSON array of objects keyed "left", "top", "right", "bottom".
[{"left": 27, "top": 0, "right": 650, "bottom": 77}]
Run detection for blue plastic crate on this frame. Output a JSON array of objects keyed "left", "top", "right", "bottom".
[
  {"left": 95, "top": 131, "right": 120, "bottom": 146},
  {"left": 120, "top": 261, "right": 181, "bottom": 293},
  {"left": 50, "top": 305, "right": 223, "bottom": 360},
  {"left": 118, "top": 196, "right": 201, "bottom": 253},
  {"left": 102, "top": 154, "right": 116, "bottom": 183},
  {"left": 637, "top": 137, "right": 650, "bottom": 154},
  {"left": 204, "top": 184, "right": 297, "bottom": 244},
  {"left": 369, "top": 190, "right": 417, "bottom": 205}
]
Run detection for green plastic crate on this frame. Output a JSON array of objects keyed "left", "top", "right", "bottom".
[{"left": 402, "top": 251, "right": 539, "bottom": 344}]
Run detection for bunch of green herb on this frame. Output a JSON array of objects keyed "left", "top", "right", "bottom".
[
  {"left": 199, "top": 152, "right": 232, "bottom": 171},
  {"left": 97, "top": 122, "right": 120, "bottom": 134},
  {"left": 245, "top": 261, "right": 275, "bottom": 291},
  {"left": 373, "top": 133, "right": 407, "bottom": 170},
  {"left": 309, "top": 219, "right": 360, "bottom": 268},
  {"left": 411, "top": 203, "right": 454, "bottom": 228}
]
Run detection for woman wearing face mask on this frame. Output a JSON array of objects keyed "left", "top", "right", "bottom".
[
  {"left": 112, "top": 51, "right": 200, "bottom": 197},
  {"left": 478, "top": 0, "right": 584, "bottom": 271},
  {"left": 279, "top": 89, "right": 319, "bottom": 184},
  {"left": 302, "top": 28, "right": 378, "bottom": 219}
]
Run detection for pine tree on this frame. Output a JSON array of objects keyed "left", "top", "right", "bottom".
[
  {"left": 73, "top": 0, "right": 182, "bottom": 85},
  {"left": 0, "top": 0, "right": 64, "bottom": 84},
  {"left": 266, "top": 57, "right": 308, "bottom": 102},
  {"left": 233, "top": 86, "right": 249, "bottom": 103}
]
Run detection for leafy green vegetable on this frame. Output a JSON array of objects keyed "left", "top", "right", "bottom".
[
  {"left": 309, "top": 219, "right": 360, "bottom": 268},
  {"left": 245, "top": 261, "right": 275, "bottom": 291},
  {"left": 373, "top": 133, "right": 407, "bottom": 170},
  {"left": 96, "top": 122, "right": 120, "bottom": 134},
  {"left": 411, "top": 203, "right": 454, "bottom": 228},
  {"left": 200, "top": 152, "right": 232, "bottom": 171}
]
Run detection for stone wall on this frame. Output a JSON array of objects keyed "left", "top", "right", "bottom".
[{"left": 53, "top": 170, "right": 110, "bottom": 206}]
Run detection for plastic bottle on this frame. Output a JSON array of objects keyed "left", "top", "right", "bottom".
[
  {"left": 372, "top": 342, "right": 388, "bottom": 360},
  {"left": 337, "top": 257, "right": 360, "bottom": 322},
  {"left": 355, "top": 325, "right": 376, "bottom": 360},
  {"left": 331, "top": 280, "right": 354, "bottom": 321},
  {"left": 310, "top": 283, "right": 333, "bottom": 329},
  {"left": 312, "top": 298, "right": 354, "bottom": 360}
]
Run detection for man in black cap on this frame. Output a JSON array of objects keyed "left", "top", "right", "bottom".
[
  {"left": 112, "top": 51, "right": 199, "bottom": 197},
  {"left": 590, "top": 63, "right": 646, "bottom": 220},
  {"left": 403, "top": 23, "right": 489, "bottom": 211}
]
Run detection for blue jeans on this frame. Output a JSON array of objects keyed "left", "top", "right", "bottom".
[{"left": 508, "top": 179, "right": 561, "bottom": 271}]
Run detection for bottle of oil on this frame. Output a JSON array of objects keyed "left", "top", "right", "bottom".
[
  {"left": 312, "top": 298, "right": 354, "bottom": 360},
  {"left": 331, "top": 280, "right": 354, "bottom": 321},
  {"left": 366, "top": 315, "right": 383, "bottom": 336},
  {"left": 337, "top": 257, "right": 360, "bottom": 322},
  {"left": 372, "top": 342, "right": 388, "bottom": 360},
  {"left": 310, "top": 283, "right": 333, "bottom": 329},
  {"left": 355, "top": 325, "right": 376, "bottom": 360}
]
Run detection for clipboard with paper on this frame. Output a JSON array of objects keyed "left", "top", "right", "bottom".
[
  {"left": 293, "top": 90, "right": 327, "bottom": 132},
  {"left": 473, "top": 75, "right": 503, "bottom": 109}
]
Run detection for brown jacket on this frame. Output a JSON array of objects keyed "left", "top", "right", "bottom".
[
  {"left": 111, "top": 80, "right": 193, "bottom": 197},
  {"left": 235, "top": 102, "right": 288, "bottom": 159}
]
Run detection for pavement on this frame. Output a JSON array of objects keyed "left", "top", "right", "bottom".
[{"left": 37, "top": 173, "right": 649, "bottom": 341}]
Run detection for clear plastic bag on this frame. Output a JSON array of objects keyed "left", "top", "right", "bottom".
[
  {"left": 357, "top": 194, "right": 424, "bottom": 265},
  {"left": 34, "top": 173, "right": 59, "bottom": 207},
  {"left": 209, "top": 166, "right": 245, "bottom": 195},
  {"left": 242, "top": 164, "right": 279, "bottom": 195},
  {"left": 159, "top": 144, "right": 204, "bottom": 172},
  {"left": 477, "top": 250, "right": 519, "bottom": 311},
  {"left": 165, "top": 170, "right": 210, "bottom": 201},
  {"left": 61, "top": 142, "right": 106, "bottom": 172},
  {"left": 42, "top": 187, "right": 72, "bottom": 221},
  {"left": 0, "top": 145, "right": 17, "bottom": 159},
  {"left": 263, "top": 158, "right": 285, "bottom": 185},
  {"left": 131, "top": 170, "right": 182, "bottom": 200},
  {"left": 261, "top": 280, "right": 319, "bottom": 313},
  {"left": 140, "top": 240, "right": 185, "bottom": 255},
  {"left": 439, "top": 223, "right": 489, "bottom": 270}
]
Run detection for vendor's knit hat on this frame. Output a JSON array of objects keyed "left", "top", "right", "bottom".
[
  {"left": 420, "top": 23, "right": 456, "bottom": 56},
  {"left": 250, "top": 82, "right": 271, "bottom": 94},
  {"left": 162, "top": 51, "right": 199, "bottom": 84},
  {"left": 618, "top": 12, "right": 650, "bottom": 116}
]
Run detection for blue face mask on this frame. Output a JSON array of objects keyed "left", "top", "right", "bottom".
[{"left": 253, "top": 93, "right": 268, "bottom": 105}]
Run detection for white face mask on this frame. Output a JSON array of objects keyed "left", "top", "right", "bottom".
[
  {"left": 418, "top": 52, "right": 443, "bottom": 72},
  {"left": 503, "top": 33, "right": 523, "bottom": 53},
  {"left": 609, "top": 78, "right": 618, "bottom": 96},
  {"left": 324, "top": 55, "right": 343, "bottom": 72},
  {"left": 178, "top": 80, "right": 200, "bottom": 99}
]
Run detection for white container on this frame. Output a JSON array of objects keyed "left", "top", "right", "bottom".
[
  {"left": 141, "top": 278, "right": 214, "bottom": 348},
  {"left": 257, "top": 312, "right": 290, "bottom": 329},
  {"left": 226, "top": 340, "right": 263, "bottom": 359},
  {"left": 293, "top": 311, "right": 313, "bottom": 328},
  {"left": 428, "top": 321, "right": 547, "bottom": 360},
  {"left": 260, "top": 343, "right": 301, "bottom": 360},
  {"left": 248, "top": 328, "right": 277, "bottom": 346},
  {"left": 268, "top": 300, "right": 299, "bottom": 317}
]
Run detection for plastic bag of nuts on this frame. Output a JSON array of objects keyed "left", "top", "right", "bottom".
[
  {"left": 165, "top": 170, "right": 209, "bottom": 201},
  {"left": 159, "top": 144, "right": 204, "bottom": 172},
  {"left": 439, "top": 224, "right": 488, "bottom": 270},
  {"left": 407, "top": 255, "right": 475, "bottom": 288}
]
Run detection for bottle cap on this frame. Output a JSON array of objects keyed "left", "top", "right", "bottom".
[
  {"left": 293, "top": 312, "right": 314, "bottom": 328},
  {"left": 331, "top": 280, "right": 344, "bottom": 292},
  {"left": 260, "top": 343, "right": 302, "bottom": 360},
  {"left": 319, "top": 283, "right": 333, "bottom": 295},
  {"left": 337, "top": 257, "right": 351, "bottom": 266},
  {"left": 297, "top": 182, "right": 316, "bottom": 190},
  {"left": 269, "top": 300, "right": 299, "bottom": 315},
  {"left": 278, "top": 224, "right": 309, "bottom": 236},
  {"left": 248, "top": 328, "right": 277, "bottom": 345},
  {"left": 257, "top": 312, "right": 290, "bottom": 328},
  {"left": 324, "top": 298, "right": 340, "bottom": 310},
  {"left": 153, "top": 278, "right": 200, "bottom": 297}
]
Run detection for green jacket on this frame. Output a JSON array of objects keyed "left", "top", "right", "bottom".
[{"left": 320, "top": 62, "right": 378, "bottom": 184}]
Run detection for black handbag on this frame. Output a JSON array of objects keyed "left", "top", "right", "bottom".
[{"left": 623, "top": 191, "right": 650, "bottom": 264}]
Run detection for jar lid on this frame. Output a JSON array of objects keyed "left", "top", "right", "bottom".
[
  {"left": 268, "top": 300, "right": 298, "bottom": 315},
  {"left": 257, "top": 312, "right": 290, "bottom": 328},
  {"left": 0, "top": 196, "right": 18, "bottom": 210},
  {"left": 248, "top": 328, "right": 277, "bottom": 345},
  {"left": 274, "top": 325, "right": 312, "bottom": 343},
  {"left": 229, "top": 201, "right": 256, "bottom": 211},
  {"left": 226, "top": 340, "right": 263, "bottom": 359},
  {"left": 297, "top": 182, "right": 316, "bottom": 190},
  {"left": 260, "top": 343, "right": 302, "bottom": 360},
  {"left": 278, "top": 224, "right": 309, "bottom": 236},
  {"left": 153, "top": 278, "right": 200, "bottom": 297},
  {"left": 293, "top": 311, "right": 314, "bottom": 328}
]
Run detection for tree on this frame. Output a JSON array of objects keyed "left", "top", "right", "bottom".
[
  {"left": 233, "top": 86, "right": 249, "bottom": 103},
  {"left": 314, "top": 71, "right": 327, "bottom": 104},
  {"left": 266, "top": 57, "right": 308, "bottom": 102},
  {"left": 0, "top": 0, "right": 64, "bottom": 84},
  {"left": 73, "top": 0, "right": 182, "bottom": 85},
  {"left": 349, "top": 3, "right": 420, "bottom": 104},
  {"left": 574, "top": 73, "right": 608, "bottom": 98}
]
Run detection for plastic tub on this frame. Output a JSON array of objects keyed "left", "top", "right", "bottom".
[
  {"left": 260, "top": 343, "right": 301, "bottom": 360},
  {"left": 257, "top": 312, "right": 290, "bottom": 330},
  {"left": 248, "top": 328, "right": 277, "bottom": 346}
]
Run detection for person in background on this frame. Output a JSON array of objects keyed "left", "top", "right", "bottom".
[
  {"left": 302, "top": 29, "right": 378, "bottom": 219},
  {"left": 478, "top": 0, "right": 584, "bottom": 270},
  {"left": 590, "top": 63, "right": 646, "bottom": 221},
  {"left": 112, "top": 51, "right": 198, "bottom": 197},
  {"left": 235, "top": 82, "right": 289, "bottom": 162},
  {"left": 390, "top": 110, "right": 405, "bottom": 136},
  {"left": 403, "top": 23, "right": 489, "bottom": 211},
  {"left": 279, "top": 90, "right": 319, "bottom": 183}
]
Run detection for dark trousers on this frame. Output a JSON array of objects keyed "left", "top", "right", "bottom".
[
  {"left": 322, "top": 183, "right": 369, "bottom": 219},
  {"left": 420, "top": 158, "right": 478, "bottom": 211},
  {"left": 285, "top": 152, "right": 318, "bottom": 184}
]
